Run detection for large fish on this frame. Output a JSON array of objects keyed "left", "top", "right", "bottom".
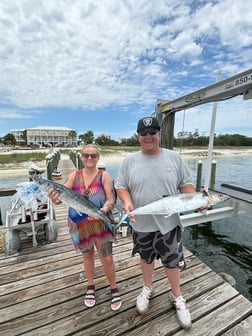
[
  {"left": 116, "top": 192, "right": 230, "bottom": 227},
  {"left": 33, "top": 176, "right": 116, "bottom": 231}
]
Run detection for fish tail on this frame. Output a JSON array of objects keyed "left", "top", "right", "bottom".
[
  {"left": 104, "top": 221, "right": 115, "bottom": 233},
  {"left": 112, "top": 203, "right": 129, "bottom": 229},
  {"left": 103, "top": 213, "right": 117, "bottom": 233},
  {"left": 115, "top": 212, "right": 129, "bottom": 229}
]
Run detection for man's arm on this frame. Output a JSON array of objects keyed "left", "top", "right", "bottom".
[{"left": 116, "top": 188, "right": 134, "bottom": 212}]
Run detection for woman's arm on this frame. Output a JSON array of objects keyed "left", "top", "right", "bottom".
[{"left": 101, "top": 171, "right": 115, "bottom": 213}]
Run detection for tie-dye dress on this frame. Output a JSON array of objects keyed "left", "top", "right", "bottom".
[{"left": 67, "top": 169, "right": 114, "bottom": 252}]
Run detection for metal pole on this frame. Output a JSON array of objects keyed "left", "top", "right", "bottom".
[{"left": 204, "top": 70, "right": 221, "bottom": 192}]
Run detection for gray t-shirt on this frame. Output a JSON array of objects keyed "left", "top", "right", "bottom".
[{"left": 115, "top": 148, "right": 193, "bottom": 234}]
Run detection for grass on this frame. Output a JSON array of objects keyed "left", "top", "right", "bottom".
[
  {"left": 0, "top": 152, "right": 48, "bottom": 164},
  {"left": 0, "top": 145, "right": 251, "bottom": 165},
  {"left": 0, "top": 146, "right": 140, "bottom": 165}
]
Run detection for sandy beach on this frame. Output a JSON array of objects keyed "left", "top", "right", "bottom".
[
  {"left": 0, "top": 147, "right": 252, "bottom": 177},
  {"left": 96, "top": 147, "right": 252, "bottom": 166}
]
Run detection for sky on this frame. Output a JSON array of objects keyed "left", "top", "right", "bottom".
[{"left": 0, "top": 0, "right": 252, "bottom": 141}]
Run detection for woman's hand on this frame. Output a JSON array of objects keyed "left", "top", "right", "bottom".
[
  {"left": 48, "top": 188, "right": 62, "bottom": 205},
  {"left": 100, "top": 200, "right": 114, "bottom": 214},
  {"left": 100, "top": 206, "right": 109, "bottom": 214}
]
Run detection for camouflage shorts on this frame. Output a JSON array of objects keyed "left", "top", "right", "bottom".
[{"left": 132, "top": 226, "right": 186, "bottom": 269}]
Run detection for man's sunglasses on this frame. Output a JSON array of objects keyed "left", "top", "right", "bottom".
[
  {"left": 138, "top": 130, "right": 159, "bottom": 136},
  {"left": 82, "top": 153, "right": 98, "bottom": 159}
]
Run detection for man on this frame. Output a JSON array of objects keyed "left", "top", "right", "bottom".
[{"left": 115, "top": 116, "right": 195, "bottom": 329}]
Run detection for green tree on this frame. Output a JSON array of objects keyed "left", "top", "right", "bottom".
[
  {"left": 21, "top": 130, "right": 27, "bottom": 145},
  {"left": 79, "top": 130, "right": 95, "bottom": 145},
  {"left": 95, "top": 134, "right": 119, "bottom": 146},
  {"left": 214, "top": 134, "right": 252, "bottom": 146},
  {"left": 120, "top": 134, "right": 138, "bottom": 146},
  {"left": 68, "top": 130, "right": 77, "bottom": 145},
  {"left": 3, "top": 133, "right": 16, "bottom": 145}
]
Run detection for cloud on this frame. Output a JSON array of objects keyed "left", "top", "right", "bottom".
[
  {"left": 0, "top": 109, "right": 34, "bottom": 119},
  {"left": 0, "top": 0, "right": 251, "bottom": 138}
]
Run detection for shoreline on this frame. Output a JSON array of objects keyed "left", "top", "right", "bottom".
[
  {"left": 0, "top": 148, "right": 252, "bottom": 177},
  {"left": 101, "top": 147, "right": 252, "bottom": 165}
]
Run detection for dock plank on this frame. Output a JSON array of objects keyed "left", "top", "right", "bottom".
[{"left": 222, "top": 315, "right": 252, "bottom": 335}]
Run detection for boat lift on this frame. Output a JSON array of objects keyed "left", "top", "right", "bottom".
[
  {"left": 154, "top": 68, "right": 252, "bottom": 227},
  {"left": 155, "top": 68, "right": 252, "bottom": 149}
]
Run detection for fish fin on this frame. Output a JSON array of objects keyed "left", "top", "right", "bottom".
[
  {"left": 201, "top": 189, "right": 208, "bottom": 196},
  {"left": 164, "top": 213, "right": 173, "bottom": 218}
]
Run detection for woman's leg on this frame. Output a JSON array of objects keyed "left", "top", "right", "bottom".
[
  {"left": 82, "top": 247, "right": 95, "bottom": 285},
  {"left": 96, "top": 241, "right": 121, "bottom": 310},
  {"left": 96, "top": 242, "right": 117, "bottom": 288},
  {"left": 82, "top": 247, "right": 96, "bottom": 306}
]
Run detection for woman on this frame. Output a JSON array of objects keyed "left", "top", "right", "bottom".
[{"left": 48, "top": 144, "right": 121, "bottom": 311}]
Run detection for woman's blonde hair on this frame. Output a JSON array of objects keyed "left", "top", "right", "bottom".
[{"left": 82, "top": 144, "right": 100, "bottom": 157}]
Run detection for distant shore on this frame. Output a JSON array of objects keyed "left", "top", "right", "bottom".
[
  {"left": 100, "top": 147, "right": 252, "bottom": 166},
  {"left": 1, "top": 147, "right": 251, "bottom": 178}
]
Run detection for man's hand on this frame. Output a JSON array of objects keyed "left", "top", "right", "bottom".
[{"left": 123, "top": 202, "right": 135, "bottom": 223}]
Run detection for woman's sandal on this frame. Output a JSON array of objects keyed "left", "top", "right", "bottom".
[
  {"left": 111, "top": 288, "right": 122, "bottom": 311},
  {"left": 84, "top": 285, "right": 96, "bottom": 308}
]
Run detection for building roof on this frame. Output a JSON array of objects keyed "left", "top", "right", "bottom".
[
  {"left": 26, "top": 126, "right": 75, "bottom": 131},
  {"left": 10, "top": 129, "right": 25, "bottom": 132}
]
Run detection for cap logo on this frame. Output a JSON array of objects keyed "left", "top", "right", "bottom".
[{"left": 143, "top": 118, "right": 153, "bottom": 127}]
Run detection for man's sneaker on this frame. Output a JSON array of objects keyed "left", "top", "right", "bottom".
[
  {"left": 170, "top": 293, "right": 192, "bottom": 329},
  {"left": 136, "top": 286, "right": 153, "bottom": 314}
]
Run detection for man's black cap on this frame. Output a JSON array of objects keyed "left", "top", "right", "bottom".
[{"left": 137, "top": 117, "right": 160, "bottom": 132}]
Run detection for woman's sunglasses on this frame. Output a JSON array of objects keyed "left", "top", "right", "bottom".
[
  {"left": 82, "top": 153, "right": 98, "bottom": 159},
  {"left": 138, "top": 130, "right": 159, "bottom": 136}
]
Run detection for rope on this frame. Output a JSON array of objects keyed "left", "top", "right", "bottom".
[{"left": 180, "top": 110, "right": 186, "bottom": 154}]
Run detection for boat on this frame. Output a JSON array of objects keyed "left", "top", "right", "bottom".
[{"left": 51, "top": 169, "right": 62, "bottom": 180}]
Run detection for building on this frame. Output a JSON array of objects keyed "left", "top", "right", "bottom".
[
  {"left": 11, "top": 126, "right": 77, "bottom": 147},
  {"left": 10, "top": 129, "right": 26, "bottom": 145}
]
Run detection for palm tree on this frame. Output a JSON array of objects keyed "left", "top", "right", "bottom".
[{"left": 68, "top": 130, "right": 77, "bottom": 146}]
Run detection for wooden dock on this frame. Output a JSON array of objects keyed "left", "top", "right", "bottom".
[{"left": 0, "top": 158, "right": 251, "bottom": 335}]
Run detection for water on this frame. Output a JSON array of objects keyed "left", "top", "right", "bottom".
[
  {"left": 181, "top": 155, "right": 252, "bottom": 302},
  {"left": 1, "top": 154, "right": 252, "bottom": 301}
]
